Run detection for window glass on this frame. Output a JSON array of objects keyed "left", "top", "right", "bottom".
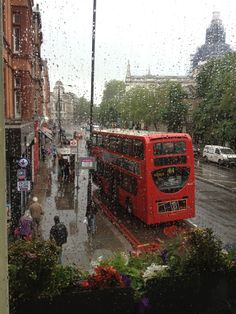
[
  {"left": 152, "top": 167, "right": 190, "bottom": 193},
  {"left": 5, "top": 1, "right": 236, "bottom": 305},
  {"left": 153, "top": 141, "right": 186, "bottom": 155}
]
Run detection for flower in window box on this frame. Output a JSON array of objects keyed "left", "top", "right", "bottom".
[{"left": 143, "top": 263, "right": 169, "bottom": 282}]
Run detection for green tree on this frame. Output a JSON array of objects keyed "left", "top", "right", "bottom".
[
  {"left": 73, "top": 96, "right": 90, "bottom": 124},
  {"left": 99, "top": 80, "right": 126, "bottom": 127},
  {"left": 120, "top": 86, "right": 155, "bottom": 129},
  {"left": 193, "top": 52, "right": 236, "bottom": 148},
  {"left": 158, "top": 81, "right": 188, "bottom": 132}
]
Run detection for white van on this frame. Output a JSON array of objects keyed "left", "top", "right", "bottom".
[{"left": 203, "top": 145, "right": 236, "bottom": 166}]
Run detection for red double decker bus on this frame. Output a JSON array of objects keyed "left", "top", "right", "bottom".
[{"left": 91, "top": 129, "right": 195, "bottom": 225}]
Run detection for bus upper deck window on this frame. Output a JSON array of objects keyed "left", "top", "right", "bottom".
[
  {"left": 102, "top": 136, "right": 109, "bottom": 149},
  {"left": 134, "top": 140, "right": 144, "bottom": 159},
  {"left": 97, "top": 135, "right": 102, "bottom": 146},
  {"left": 92, "top": 134, "right": 97, "bottom": 145}
]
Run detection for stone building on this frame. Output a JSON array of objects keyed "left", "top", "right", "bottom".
[
  {"left": 49, "top": 81, "right": 78, "bottom": 126},
  {"left": 125, "top": 61, "right": 197, "bottom": 131},
  {"left": 191, "top": 11, "right": 232, "bottom": 72}
]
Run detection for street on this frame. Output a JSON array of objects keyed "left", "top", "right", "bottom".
[
  {"left": 191, "top": 160, "right": 236, "bottom": 244},
  {"left": 36, "top": 132, "right": 236, "bottom": 270}
]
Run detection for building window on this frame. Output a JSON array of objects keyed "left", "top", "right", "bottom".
[
  {"left": 12, "top": 13, "right": 20, "bottom": 53},
  {"left": 14, "top": 76, "right": 21, "bottom": 119}
]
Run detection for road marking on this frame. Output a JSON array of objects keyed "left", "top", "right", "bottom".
[{"left": 210, "top": 179, "right": 236, "bottom": 184}]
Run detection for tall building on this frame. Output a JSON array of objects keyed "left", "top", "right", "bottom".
[
  {"left": 191, "top": 11, "right": 232, "bottom": 70},
  {"left": 3, "top": 0, "right": 49, "bottom": 229}
]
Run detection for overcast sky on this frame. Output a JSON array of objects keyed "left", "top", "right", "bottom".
[{"left": 36, "top": 0, "right": 236, "bottom": 103}]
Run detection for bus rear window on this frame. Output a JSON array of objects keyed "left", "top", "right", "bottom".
[
  {"left": 153, "top": 141, "right": 186, "bottom": 155},
  {"left": 152, "top": 166, "right": 190, "bottom": 193}
]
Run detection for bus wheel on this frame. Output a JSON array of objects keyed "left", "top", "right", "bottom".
[{"left": 125, "top": 198, "right": 133, "bottom": 214}]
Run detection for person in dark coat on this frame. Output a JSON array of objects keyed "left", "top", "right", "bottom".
[{"left": 50, "top": 216, "right": 68, "bottom": 263}]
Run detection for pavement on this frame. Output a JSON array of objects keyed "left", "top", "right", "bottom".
[{"left": 31, "top": 136, "right": 132, "bottom": 271}]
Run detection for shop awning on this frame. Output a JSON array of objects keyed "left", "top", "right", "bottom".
[{"left": 40, "top": 127, "right": 53, "bottom": 140}]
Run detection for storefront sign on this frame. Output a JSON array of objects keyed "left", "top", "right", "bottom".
[
  {"left": 17, "top": 180, "right": 31, "bottom": 192},
  {"left": 78, "top": 156, "right": 97, "bottom": 170},
  {"left": 17, "top": 169, "right": 26, "bottom": 180}
]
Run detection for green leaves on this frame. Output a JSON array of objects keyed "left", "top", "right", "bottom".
[{"left": 193, "top": 52, "right": 236, "bottom": 147}]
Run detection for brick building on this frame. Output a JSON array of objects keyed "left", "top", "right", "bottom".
[{"left": 3, "top": 0, "right": 49, "bottom": 229}]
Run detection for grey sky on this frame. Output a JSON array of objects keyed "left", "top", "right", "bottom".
[{"left": 36, "top": 0, "right": 236, "bottom": 103}]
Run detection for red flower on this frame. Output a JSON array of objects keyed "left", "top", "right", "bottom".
[
  {"left": 83, "top": 265, "right": 126, "bottom": 290},
  {"left": 80, "top": 280, "right": 90, "bottom": 288}
]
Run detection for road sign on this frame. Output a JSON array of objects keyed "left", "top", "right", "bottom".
[
  {"left": 70, "top": 139, "right": 77, "bottom": 147},
  {"left": 17, "top": 169, "right": 26, "bottom": 180},
  {"left": 17, "top": 180, "right": 31, "bottom": 192},
  {"left": 78, "top": 156, "right": 97, "bottom": 170},
  {"left": 18, "top": 158, "right": 29, "bottom": 168}
]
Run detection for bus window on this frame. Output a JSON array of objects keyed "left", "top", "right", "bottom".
[
  {"left": 152, "top": 166, "right": 190, "bottom": 193},
  {"left": 97, "top": 135, "right": 102, "bottom": 146},
  {"left": 122, "top": 139, "right": 130, "bottom": 155},
  {"left": 153, "top": 141, "right": 186, "bottom": 155},
  {"left": 109, "top": 137, "right": 117, "bottom": 151},
  {"left": 117, "top": 137, "right": 122, "bottom": 153},
  {"left": 102, "top": 135, "right": 110, "bottom": 149},
  {"left": 134, "top": 140, "right": 144, "bottom": 159},
  {"left": 92, "top": 134, "right": 97, "bottom": 145}
]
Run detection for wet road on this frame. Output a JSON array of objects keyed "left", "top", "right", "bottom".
[{"left": 190, "top": 161, "right": 236, "bottom": 244}]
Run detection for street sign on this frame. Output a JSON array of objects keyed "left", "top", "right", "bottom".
[
  {"left": 17, "top": 169, "right": 26, "bottom": 180},
  {"left": 78, "top": 156, "right": 97, "bottom": 170},
  {"left": 70, "top": 139, "right": 77, "bottom": 147},
  {"left": 17, "top": 180, "right": 31, "bottom": 192},
  {"left": 57, "top": 147, "right": 71, "bottom": 155},
  {"left": 18, "top": 158, "right": 29, "bottom": 168}
]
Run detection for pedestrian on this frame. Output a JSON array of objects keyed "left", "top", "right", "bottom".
[
  {"left": 49, "top": 215, "right": 68, "bottom": 263},
  {"left": 86, "top": 203, "right": 98, "bottom": 234},
  {"left": 63, "top": 161, "right": 70, "bottom": 182},
  {"left": 18, "top": 210, "right": 33, "bottom": 240},
  {"left": 41, "top": 146, "right": 46, "bottom": 162},
  {"left": 29, "top": 196, "right": 44, "bottom": 240},
  {"left": 58, "top": 155, "right": 65, "bottom": 182}
]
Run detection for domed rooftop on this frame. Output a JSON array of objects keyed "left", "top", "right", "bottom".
[{"left": 191, "top": 12, "right": 232, "bottom": 69}]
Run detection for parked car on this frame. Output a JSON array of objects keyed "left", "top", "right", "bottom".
[{"left": 203, "top": 145, "right": 236, "bottom": 166}]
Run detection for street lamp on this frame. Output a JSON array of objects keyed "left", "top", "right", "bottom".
[
  {"left": 57, "top": 85, "right": 62, "bottom": 145},
  {"left": 86, "top": 0, "right": 97, "bottom": 221}
]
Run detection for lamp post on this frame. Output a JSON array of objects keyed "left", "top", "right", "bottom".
[
  {"left": 57, "top": 85, "right": 62, "bottom": 145},
  {"left": 86, "top": 0, "right": 97, "bottom": 220}
]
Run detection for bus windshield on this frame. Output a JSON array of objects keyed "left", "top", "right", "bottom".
[
  {"left": 153, "top": 141, "right": 186, "bottom": 155},
  {"left": 152, "top": 166, "right": 190, "bottom": 193}
]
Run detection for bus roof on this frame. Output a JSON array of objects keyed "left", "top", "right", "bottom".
[{"left": 93, "top": 128, "right": 190, "bottom": 140}]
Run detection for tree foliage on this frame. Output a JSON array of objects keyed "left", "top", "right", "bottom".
[
  {"left": 157, "top": 81, "right": 188, "bottom": 132},
  {"left": 73, "top": 96, "right": 90, "bottom": 124},
  {"left": 98, "top": 80, "right": 126, "bottom": 127},
  {"left": 98, "top": 80, "right": 188, "bottom": 132},
  {"left": 192, "top": 53, "right": 236, "bottom": 148}
]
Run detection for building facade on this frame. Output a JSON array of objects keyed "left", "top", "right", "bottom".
[
  {"left": 3, "top": 0, "right": 49, "bottom": 229},
  {"left": 49, "top": 81, "right": 78, "bottom": 127}
]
